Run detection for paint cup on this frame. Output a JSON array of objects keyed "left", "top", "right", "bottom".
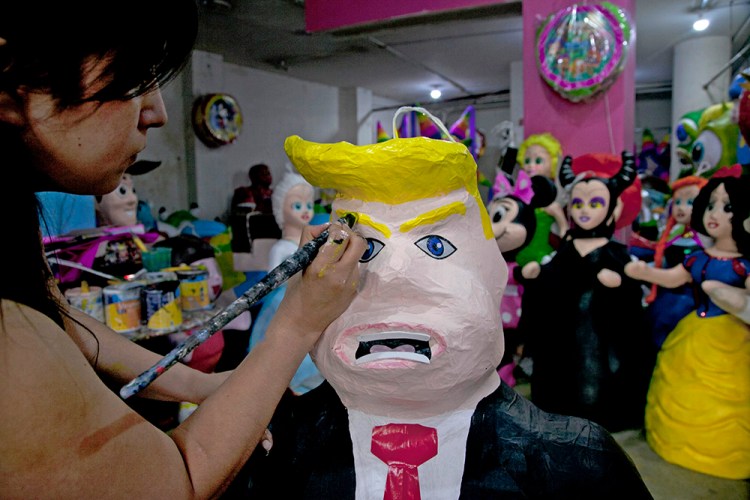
[
  {"left": 142, "top": 272, "right": 183, "bottom": 333},
  {"left": 176, "top": 266, "right": 212, "bottom": 312},
  {"left": 64, "top": 285, "right": 104, "bottom": 322},
  {"left": 141, "top": 247, "right": 172, "bottom": 272},
  {"left": 103, "top": 282, "right": 144, "bottom": 335}
]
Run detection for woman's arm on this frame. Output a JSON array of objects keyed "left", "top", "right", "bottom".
[
  {"left": 62, "top": 306, "right": 230, "bottom": 403},
  {"left": 168, "top": 221, "right": 366, "bottom": 496},
  {"left": 1, "top": 222, "right": 365, "bottom": 499}
]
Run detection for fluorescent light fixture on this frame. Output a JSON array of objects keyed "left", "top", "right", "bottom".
[
  {"left": 693, "top": 16, "right": 709, "bottom": 31},
  {"left": 430, "top": 88, "right": 442, "bottom": 100}
]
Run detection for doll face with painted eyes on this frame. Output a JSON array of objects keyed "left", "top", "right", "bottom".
[
  {"left": 488, "top": 197, "right": 527, "bottom": 253},
  {"left": 312, "top": 189, "right": 506, "bottom": 417},
  {"left": 569, "top": 179, "right": 610, "bottom": 230},
  {"left": 672, "top": 185, "right": 700, "bottom": 225},
  {"left": 703, "top": 182, "right": 734, "bottom": 243},
  {"left": 282, "top": 184, "right": 314, "bottom": 232},
  {"left": 97, "top": 173, "right": 138, "bottom": 227},
  {"left": 522, "top": 144, "right": 553, "bottom": 178}
]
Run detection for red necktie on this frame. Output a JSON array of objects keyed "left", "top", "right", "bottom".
[{"left": 371, "top": 423, "right": 438, "bottom": 500}]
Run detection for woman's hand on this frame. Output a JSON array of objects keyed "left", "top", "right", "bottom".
[{"left": 276, "top": 220, "right": 367, "bottom": 340}]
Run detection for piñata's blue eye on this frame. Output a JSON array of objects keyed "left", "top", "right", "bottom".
[
  {"left": 415, "top": 235, "right": 456, "bottom": 260},
  {"left": 360, "top": 238, "right": 385, "bottom": 263}
]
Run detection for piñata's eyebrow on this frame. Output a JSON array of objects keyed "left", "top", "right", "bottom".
[
  {"left": 591, "top": 196, "right": 607, "bottom": 206},
  {"left": 335, "top": 210, "right": 391, "bottom": 238},
  {"left": 400, "top": 201, "right": 467, "bottom": 233}
]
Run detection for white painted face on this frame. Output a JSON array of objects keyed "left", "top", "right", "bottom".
[
  {"left": 672, "top": 184, "right": 700, "bottom": 226},
  {"left": 282, "top": 183, "right": 314, "bottom": 234},
  {"left": 97, "top": 173, "right": 138, "bottom": 227},
  {"left": 312, "top": 189, "right": 507, "bottom": 417}
]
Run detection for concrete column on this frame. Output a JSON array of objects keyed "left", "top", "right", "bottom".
[
  {"left": 510, "top": 60, "right": 524, "bottom": 144},
  {"left": 670, "top": 35, "right": 731, "bottom": 178},
  {"left": 338, "top": 87, "right": 374, "bottom": 145}
]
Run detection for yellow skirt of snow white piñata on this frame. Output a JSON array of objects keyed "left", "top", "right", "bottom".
[{"left": 645, "top": 312, "right": 750, "bottom": 479}]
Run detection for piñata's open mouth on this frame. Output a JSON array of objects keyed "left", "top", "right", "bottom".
[{"left": 355, "top": 331, "right": 431, "bottom": 364}]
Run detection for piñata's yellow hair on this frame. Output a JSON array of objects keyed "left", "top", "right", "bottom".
[
  {"left": 516, "top": 133, "right": 563, "bottom": 177},
  {"left": 284, "top": 135, "right": 492, "bottom": 239}
]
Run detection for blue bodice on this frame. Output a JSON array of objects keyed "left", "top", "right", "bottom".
[{"left": 685, "top": 251, "right": 750, "bottom": 318}]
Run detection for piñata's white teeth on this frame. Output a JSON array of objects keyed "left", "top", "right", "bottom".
[
  {"left": 357, "top": 331, "right": 430, "bottom": 343},
  {"left": 355, "top": 352, "right": 430, "bottom": 365}
]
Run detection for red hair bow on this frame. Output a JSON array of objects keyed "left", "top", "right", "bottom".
[{"left": 712, "top": 164, "right": 742, "bottom": 179}]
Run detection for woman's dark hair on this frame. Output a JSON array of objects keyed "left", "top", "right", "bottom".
[
  {"left": 691, "top": 176, "right": 750, "bottom": 256},
  {"left": 0, "top": 0, "right": 198, "bottom": 327},
  {"left": 0, "top": 1, "right": 198, "bottom": 109}
]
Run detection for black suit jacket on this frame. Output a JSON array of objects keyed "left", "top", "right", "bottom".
[{"left": 224, "top": 381, "right": 652, "bottom": 499}]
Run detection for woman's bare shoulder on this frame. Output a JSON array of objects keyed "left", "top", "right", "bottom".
[{"left": 0, "top": 299, "right": 185, "bottom": 496}]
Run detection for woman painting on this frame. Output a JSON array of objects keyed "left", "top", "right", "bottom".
[{"left": 0, "top": 2, "right": 365, "bottom": 496}]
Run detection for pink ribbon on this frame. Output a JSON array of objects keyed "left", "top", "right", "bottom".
[{"left": 492, "top": 170, "right": 534, "bottom": 204}]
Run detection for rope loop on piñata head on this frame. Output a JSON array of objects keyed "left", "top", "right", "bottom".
[{"left": 392, "top": 106, "right": 456, "bottom": 142}]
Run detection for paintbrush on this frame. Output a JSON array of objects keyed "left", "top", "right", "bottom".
[{"left": 119, "top": 214, "right": 357, "bottom": 400}]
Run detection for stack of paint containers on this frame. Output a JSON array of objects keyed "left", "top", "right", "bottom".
[{"left": 99, "top": 263, "right": 213, "bottom": 337}]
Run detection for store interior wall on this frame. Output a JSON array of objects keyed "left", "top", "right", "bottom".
[{"left": 136, "top": 50, "right": 673, "bottom": 223}]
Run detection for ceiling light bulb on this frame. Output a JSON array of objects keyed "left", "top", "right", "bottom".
[
  {"left": 693, "top": 17, "right": 709, "bottom": 31},
  {"left": 430, "top": 89, "right": 442, "bottom": 100}
]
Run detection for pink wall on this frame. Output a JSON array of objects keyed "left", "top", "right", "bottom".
[
  {"left": 522, "top": 0, "right": 636, "bottom": 159},
  {"left": 306, "top": 0, "right": 514, "bottom": 33}
]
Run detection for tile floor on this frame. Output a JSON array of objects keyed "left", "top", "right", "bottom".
[
  {"left": 613, "top": 429, "right": 749, "bottom": 499},
  {"left": 514, "top": 382, "right": 750, "bottom": 499}
]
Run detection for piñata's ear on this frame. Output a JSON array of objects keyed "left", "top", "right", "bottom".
[{"left": 529, "top": 176, "right": 557, "bottom": 209}]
